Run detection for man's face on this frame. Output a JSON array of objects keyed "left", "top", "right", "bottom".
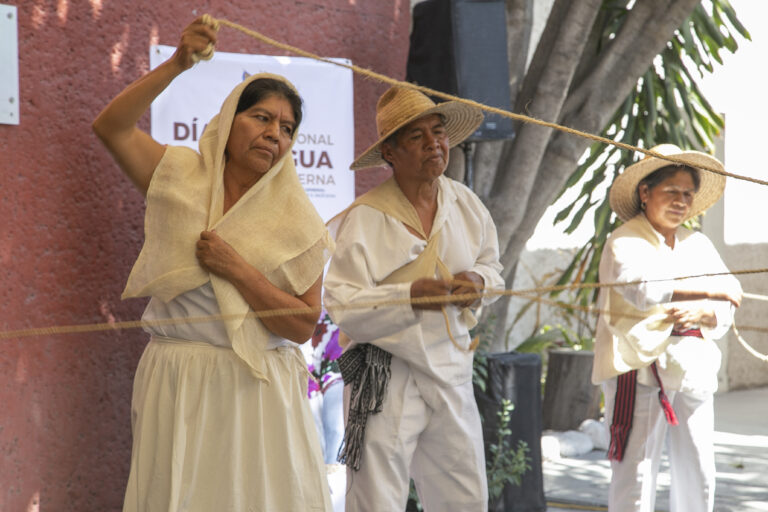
[{"left": 381, "top": 114, "right": 450, "bottom": 182}]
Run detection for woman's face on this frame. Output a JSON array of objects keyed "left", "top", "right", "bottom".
[
  {"left": 638, "top": 169, "right": 696, "bottom": 235},
  {"left": 225, "top": 93, "right": 296, "bottom": 178}
]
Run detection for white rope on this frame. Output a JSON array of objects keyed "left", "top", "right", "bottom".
[
  {"left": 730, "top": 292, "right": 768, "bottom": 362},
  {"left": 732, "top": 318, "right": 768, "bottom": 363}
]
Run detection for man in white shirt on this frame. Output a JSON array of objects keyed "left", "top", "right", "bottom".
[{"left": 324, "top": 86, "right": 504, "bottom": 511}]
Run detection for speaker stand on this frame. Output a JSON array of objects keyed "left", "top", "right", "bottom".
[{"left": 461, "top": 141, "right": 476, "bottom": 190}]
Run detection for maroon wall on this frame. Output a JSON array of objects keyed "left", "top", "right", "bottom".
[{"left": 0, "top": 1, "right": 408, "bottom": 509}]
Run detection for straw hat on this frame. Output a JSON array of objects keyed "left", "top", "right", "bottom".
[
  {"left": 350, "top": 86, "right": 484, "bottom": 170},
  {"left": 609, "top": 144, "right": 726, "bottom": 222}
]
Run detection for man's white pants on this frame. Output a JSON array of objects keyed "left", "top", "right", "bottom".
[
  {"left": 344, "top": 356, "right": 487, "bottom": 511},
  {"left": 603, "top": 378, "right": 716, "bottom": 512}
]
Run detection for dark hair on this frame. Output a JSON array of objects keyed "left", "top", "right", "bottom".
[
  {"left": 638, "top": 164, "right": 701, "bottom": 192},
  {"left": 235, "top": 78, "right": 303, "bottom": 128},
  {"left": 380, "top": 132, "right": 398, "bottom": 167}
]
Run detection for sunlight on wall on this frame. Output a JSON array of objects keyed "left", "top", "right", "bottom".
[
  {"left": 150, "top": 24, "right": 159, "bottom": 47},
  {"left": 26, "top": 491, "right": 40, "bottom": 512},
  {"left": 56, "top": 0, "right": 68, "bottom": 23},
  {"left": 110, "top": 25, "right": 130, "bottom": 74},
  {"left": 89, "top": 0, "right": 102, "bottom": 19},
  {"left": 31, "top": 3, "right": 46, "bottom": 29}
]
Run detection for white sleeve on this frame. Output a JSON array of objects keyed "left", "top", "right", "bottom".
[
  {"left": 702, "top": 302, "right": 735, "bottom": 340},
  {"left": 609, "top": 237, "right": 674, "bottom": 310},
  {"left": 467, "top": 203, "right": 504, "bottom": 307},
  {"left": 323, "top": 209, "right": 420, "bottom": 343},
  {"left": 696, "top": 234, "right": 743, "bottom": 340}
]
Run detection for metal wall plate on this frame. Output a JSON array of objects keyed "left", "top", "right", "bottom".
[{"left": 0, "top": 4, "right": 19, "bottom": 125}]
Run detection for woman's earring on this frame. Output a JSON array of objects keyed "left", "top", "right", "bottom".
[{"left": 641, "top": 201, "right": 647, "bottom": 211}]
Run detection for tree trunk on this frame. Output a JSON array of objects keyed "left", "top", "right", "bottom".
[{"left": 476, "top": 0, "right": 704, "bottom": 342}]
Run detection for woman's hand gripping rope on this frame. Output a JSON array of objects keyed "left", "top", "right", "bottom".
[{"left": 188, "top": 14, "right": 219, "bottom": 65}]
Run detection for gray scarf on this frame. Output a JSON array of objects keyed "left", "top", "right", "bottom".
[{"left": 336, "top": 343, "right": 392, "bottom": 471}]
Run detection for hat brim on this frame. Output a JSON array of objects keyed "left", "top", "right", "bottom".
[
  {"left": 609, "top": 150, "right": 726, "bottom": 222},
  {"left": 350, "top": 101, "right": 484, "bottom": 170}
]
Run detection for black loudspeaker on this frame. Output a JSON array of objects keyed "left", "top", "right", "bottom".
[
  {"left": 407, "top": 0, "right": 515, "bottom": 141},
  {"left": 474, "top": 352, "right": 546, "bottom": 512}
]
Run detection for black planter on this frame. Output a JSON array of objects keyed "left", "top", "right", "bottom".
[{"left": 474, "top": 351, "right": 546, "bottom": 512}]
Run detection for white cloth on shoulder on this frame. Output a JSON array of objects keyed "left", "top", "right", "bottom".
[
  {"left": 122, "top": 73, "right": 334, "bottom": 512},
  {"left": 122, "top": 73, "right": 333, "bottom": 381}
]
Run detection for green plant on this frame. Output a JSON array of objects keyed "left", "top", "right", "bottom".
[
  {"left": 486, "top": 399, "right": 531, "bottom": 501},
  {"left": 407, "top": 318, "right": 531, "bottom": 510},
  {"left": 471, "top": 313, "right": 497, "bottom": 393},
  {"left": 516, "top": 323, "right": 594, "bottom": 354},
  {"left": 474, "top": 318, "right": 532, "bottom": 501},
  {"left": 406, "top": 400, "right": 531, "bottom": 509},
  {"left": 406, "top": 480, "right": 422, "bottom": 512}
]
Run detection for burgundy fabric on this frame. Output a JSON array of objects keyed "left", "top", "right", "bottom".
[
  {"left": 609, "top": 328, "right": 705, "bottom": 461},
  {"left": 670, "top": 328, "right": 703, "bottom": 337},
  {"left": 608, "top": 370, "right": 638, "bottom": 461},
  {"left": 649, "top": 362, "right": 679, "bottom": 427}
]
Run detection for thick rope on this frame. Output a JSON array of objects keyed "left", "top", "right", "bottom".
[
  {"left": 2, "top": 269, "right": 767, "bottom": 341},
  {"left": 7, "top": 19, "right": 766, "bottom": 360},
  {"left": 440, "top": 306, "right": 480, "bottom": 352},
  {"left": 211, "top": 17, "right": 768, "bottom": 187},
  {"left": 743, "top": 292, "right": 768, "bottom": 302},
  {"left": 169, "top": 16, "right": 768, "bottom": 361},
  {"left": 513, "top": 291, "right": 768, "bottom": 362},
  {"left": 732, "top": 319, "right": 768, "bottom": 363}
]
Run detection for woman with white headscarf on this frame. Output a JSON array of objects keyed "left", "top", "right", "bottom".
[{"left": 93, "top": 18, "right": 333, "bottom": 512}]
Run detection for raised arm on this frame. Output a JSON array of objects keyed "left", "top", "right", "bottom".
[{"left": 92, "top": 18, "right": 218, "bottom": 194}]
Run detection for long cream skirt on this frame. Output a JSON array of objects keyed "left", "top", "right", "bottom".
[{"left": 123, "top": 336, "right": 332, "bottom": 512}]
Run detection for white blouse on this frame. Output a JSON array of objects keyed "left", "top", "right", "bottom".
[
  {"left": 594, "top": 215, "right": 742, "bottom": 394},
  {"left": 142, "top": 281, "right": 295, "bottom": 351}
]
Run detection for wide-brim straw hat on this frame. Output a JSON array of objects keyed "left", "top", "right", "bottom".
[
  {"left": 609, "top": 143, "right": 726, "bottom": 222},
  {"left": 350, "top": 86, "right": 484, "bottom": 170}
]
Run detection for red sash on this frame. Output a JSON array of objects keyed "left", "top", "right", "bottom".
[{"left": 607, "top": 328, "right": 702, "bottom": 461}]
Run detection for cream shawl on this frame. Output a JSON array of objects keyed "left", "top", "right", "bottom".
[
  {"left": 602, "top": 215, "right": 679, "bottom": 372},
  {"left": 123, "top": 73, "right": 333, "bottom": 380}
]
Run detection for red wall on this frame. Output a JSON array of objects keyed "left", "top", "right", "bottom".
[{"left": 0, "top": 1, "right": 408, "bottom": 509}]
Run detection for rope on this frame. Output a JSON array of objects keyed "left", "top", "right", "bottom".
[
  {"left": 440, "top": 306, "right": 480, "bottom": 352},
  {"left": 162, "top": 16, "right": 768, "bottom": 361},
  {"left": 3, "top": 269, "right": 767, "bottom": 341},
  {"left": 732, "top": 319, "right": 768, "bottom": 363},
  {"left": 514, "top": 291, "right": 768, "bottom": 362},
  {"left": 7, "top": 18, "right": 767, "bottom": 361},
  {"left": 210, "top": 17, "right": 768, "bottom": 187}
]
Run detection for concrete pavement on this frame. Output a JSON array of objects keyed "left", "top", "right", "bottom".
[{"left": 543, "top": 386, "right": 768, "bottom": 512}]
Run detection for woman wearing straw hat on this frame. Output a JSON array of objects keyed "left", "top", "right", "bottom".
[
  {"left": 93, "top": 18, "right": 333, "bottom": 512},
  {"left": 323, "top": 86, "right": 504, "bottom": 511},
  {"left": 593, "top": 144, "right": 742, "bottom": 512}
]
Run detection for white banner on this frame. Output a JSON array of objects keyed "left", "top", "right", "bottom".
[{"left": 150, "top": 45, "right": 355, "bottom": 222}]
